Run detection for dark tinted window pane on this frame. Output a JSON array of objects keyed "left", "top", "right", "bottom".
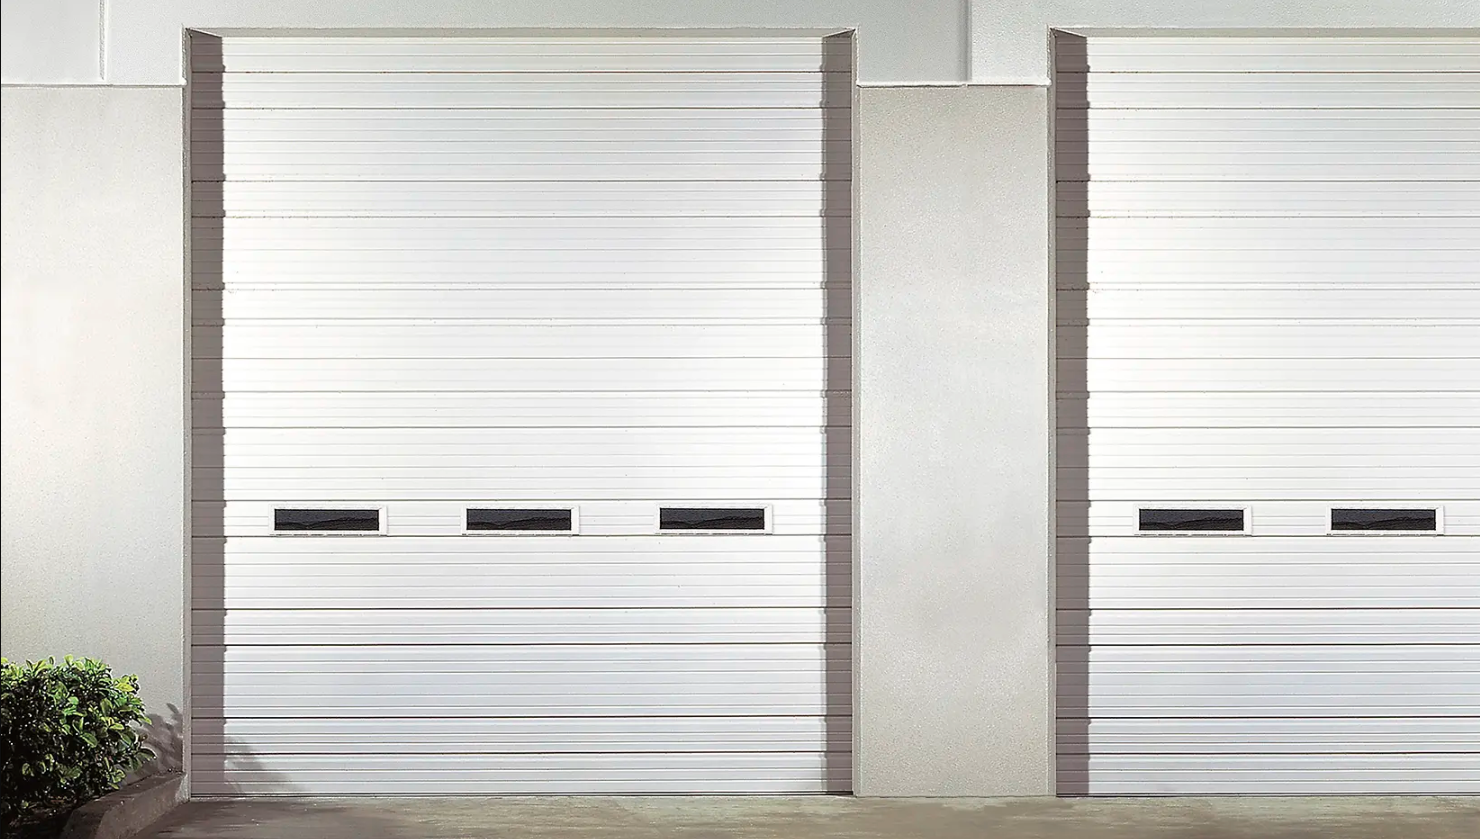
[
  {"left": 274, "top": 509, "right": 379, "bottom": 532},
  {"left": 467, "top": 508, "right": 572, "bottom": 532},
  {"left": 660, "top": 507, "right": 766, "bottom": 531},
  {"left": 1138, "top": 508, "right": 1244, "bottom": 532},
  {"left": 1332, "top": 508, "right": 1437, "bottom": 532}
]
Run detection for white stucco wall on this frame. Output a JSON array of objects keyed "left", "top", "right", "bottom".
[
  {"left": 1, "top": 85, "right": 188, "bottom": 770},
  {"left": 3, "top": 0, "right": 1475, "bottom": 85},
  {"left": 855, "top": 86, "right": 1054, "bottom": 795}
]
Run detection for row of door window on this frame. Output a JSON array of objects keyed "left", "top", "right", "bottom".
[
  {"left": 271, "top": 506, "right": 769, "bottom": 535},
  {"left": 1138, "top": 507, "right": 1442, "bottom": 534}
]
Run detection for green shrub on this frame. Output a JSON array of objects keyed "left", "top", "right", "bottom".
[{"left": 1, "top": 657, "right": 155, "bottom": 828}]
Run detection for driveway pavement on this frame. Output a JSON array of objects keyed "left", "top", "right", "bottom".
[{"left": 138, "top": 795, "right": 1480, "bottom": 839}]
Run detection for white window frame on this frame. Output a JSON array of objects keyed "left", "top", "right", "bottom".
[
  {"left": 269, "top": 505, "right": 388, "bottom": 536},
  {"left": 1134, "top": 505, "right": 1253, "bottom": 537},
  {"left": 462, "top": 505, "right": 581, "bottom": 536},
  {"left": 655, "top": 503, "right": 774, "bottom": 535},
  {"left": 1327, "top": 504, "right": 1445, "bottom": 536}
]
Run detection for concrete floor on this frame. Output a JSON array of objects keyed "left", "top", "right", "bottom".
[{"left": 138, "top": 796, "right": 1480, "bottom": 839}]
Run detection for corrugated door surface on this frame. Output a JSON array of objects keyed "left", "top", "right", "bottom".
[
  {"left": 190, "top": 35, "right": 853, "bottom": 794},
  {"left": 1055, "top": 35, "right": 1480, "bottom": 794}
]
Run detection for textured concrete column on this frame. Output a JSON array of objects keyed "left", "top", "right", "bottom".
[{"left": 854, "top": 86, "right": 1054, "bottom": 796}]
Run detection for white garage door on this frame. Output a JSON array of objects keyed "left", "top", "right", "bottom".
[
  {"left": 1054, "top": 35, "right": 1480, "bottom": 794},
  {"left": 189, "top": 34, "right": 853, "bottom": 794}
]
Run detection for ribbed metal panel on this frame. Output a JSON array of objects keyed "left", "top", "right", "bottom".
[
  {"left": 190, "top": 34, "right": 852, "bottom": 795},
  {"left": 1055, "top": 34, "right": 1480, "bottom": 794}
]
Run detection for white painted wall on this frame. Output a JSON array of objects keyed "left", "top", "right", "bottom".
[
  {"left": 1, "top": 86, "right": 187, "bottom": 770},
  {"left": 4, "top": 0, "right": 1474, "bottom": 85},
  {"left": 0, "top": 0, "right": 101, "bottom": 82}
]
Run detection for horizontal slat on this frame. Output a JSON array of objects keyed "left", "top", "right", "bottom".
[
  {"left": 1055, "top": 141, "right": 1480, "bottom": 181},
  {"left": 1056, "top": 37, "right": 1480, "bottom": 74},
  {"left": 1059, "top": 288, "right": 1480, "bottom": 321},
  {"left": 1057, "top": 754, "right": 1480, "bottom": 795},
  {"left": 193, "top": 108, "right": 840, "bottom": 141},
  {"left": 194, "top": 357, "right": 847, "bottom": 393},
  {"left": 193, "top": 606, "right": 850, "bottom": 645},
  {"left": 194, "top": 155, "right": 844, "bottom": 183},
  {"left": 199, "top": 585, "right": 839, "bottom": 611},
  {"left": 1058, "top": 252, "right": 1480, "bottom": 281},
  {"left": 1057, "top": 216, "right": 1480, "bottom": 252},
  {"left": 1060, "top": 643, "right": 1479, "bottom": 667},
  {"left": 193, "top": 72, "right": 849, "bottom": 109},
  {"left": 193, "top": 215, "right": 837, "bottom": 247},
  {"left": 196, "top": 286, "right": 848, "bottom": 322},
  {"left": 1058, "top": 262, "right": 1479, "bottom": 286},
  {"left": 198, "top": 428, "right": 849, "bottom": 471},
  {"left": 1059, "top": 322, "right": 1479, "bottom": 359},
  {"left": 1056, "top": 108, "right": 1480, "bottom": 142},
  {"left": 1057, "top": 539, "right": 1480, "bottom": 608},
  {"left": 193, "top": 180, "right": 850, "bottom": 218},
  {"left": 1058, "top": 646, "right": 1480, "bottom": 717},
  {"left": 192, "top": 139, "right": 847, "bottom": 182},
  {"left": 192, "top": 538, "right": 847, "bottom": 608},
  {"left": 1058, "top": 717, "right": 1480, "bottom": 757},
  {"left": 197, "top": 250, "right": 842, "bottom": 269},
  {"left": 1057, "top": 180, "right": 1480, "bottom": 218},
  {"left": 199, "top": 162, "right": 836, "bottom": 182},
  {"left": 194, "top": 533, "right": 844, "bottom": 559},
  {"left": 196, "top": 322, "right": 847, "bottom": 360},
  {"left": 195, "top": 641, "right": 837, "bottom": 665},
  {"left": 1057, "top": 608, "right": 1480, "bottom": 646},
  {"left": 1057, "top": 392, "right": 1480, "bottom": 428},
  {"left": 1061, "top": 534, "right": 1477, "bottom": 558},
  {"left": 197, "top": 753, "right": 847, "bottom": 772},
  {"left": 196, "top": 690, "right": 840, "bottom": 717},
  {"left": 191, "top": 753, "right": 849, "bottom": 795},
  {"left": 1060, "top": 471, "right": 1474, "bottom": 500},
  {"left": 196, "top": 267, "right": 838, "bottom": 285},
  {"left": 193, "top": 392, "right": 851, "bottom": 429},
  {"left": 1059, "top": 426, "right": 1480, "bottom": 449},
  {"left": 198, "top": 426, "right": 848, "bottom": 450},
  {"left": 193, "top": 37, "right": 851, "bottom": 74},
  {"left": 191, "top": 776, "right": 847, "bottom": 795},
  {"left": 194, "top": 645, "right": 844, "bottom": 687},
  {"left": 1055, "top": 72, "right": 1480, "bottom": 109},
  {"left": 1058, "top": 358, "right": 1474, "bottom": 392},
  {"left": 1058, "top": 429, "right": 1480, "bottom": 470},
  {"left": 192, "top": 715, "right": 851, "bottom": 754},
  {"left": 194, "top": 468, "right": 849, "bottom": 501}
]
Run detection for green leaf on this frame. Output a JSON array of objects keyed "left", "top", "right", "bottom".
[{"left": 1, "top": 655, "right": 158, "bottom": 824}]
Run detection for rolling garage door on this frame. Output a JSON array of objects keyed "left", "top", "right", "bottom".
[
  {"left": 1054, "top": 35, "right": 1480, "bottom": 793},
  {"left": 189, "top": 34, "right": 853, "bottom": 794}
]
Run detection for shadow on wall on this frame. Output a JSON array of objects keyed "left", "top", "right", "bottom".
[
  {"left": 186, "top": 31, "right": 298, "bottom": 797},
  {"left": 138, "top": 703, "right": 184, "bottom": 778},
  {"left": 821, "top": 31, "right": 856, "bottom": 794},
  {"left": 1052, "top": 31, "right": 1091, "bottom": 797}
]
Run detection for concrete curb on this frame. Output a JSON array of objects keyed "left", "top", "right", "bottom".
[{"left": 60, "top": 772, "right": 185, "bottom": 839}]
